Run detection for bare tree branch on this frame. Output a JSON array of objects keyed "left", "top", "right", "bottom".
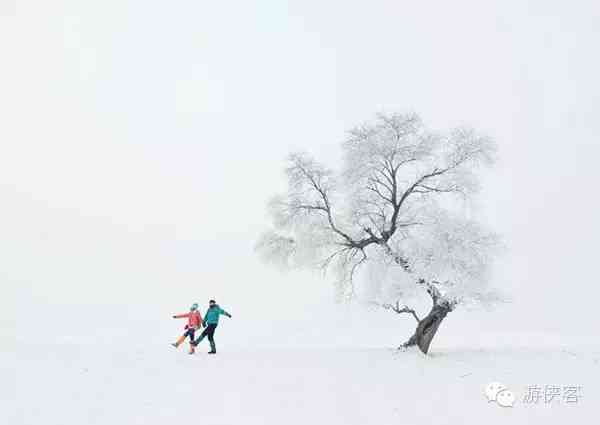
[
  {"left": 292, "top": 157, "right": 356, "bottom": 245},
  {"left": 374, "top": 301, "right": 421, "bottom": 323}
]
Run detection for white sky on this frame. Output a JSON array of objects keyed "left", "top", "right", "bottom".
[{"left": 1, "top": 0, "right": 599, "bottom": 336}]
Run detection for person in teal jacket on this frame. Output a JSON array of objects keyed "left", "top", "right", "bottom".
[{"left": 191, "top": 299, "right": 232, "bottom": 354}]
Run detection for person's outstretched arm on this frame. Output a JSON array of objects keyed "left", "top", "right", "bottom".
[
  {"left": 172, "top": 313, "right": 190, "bottom": 319},
  {"left": 219, "top": 308, "right": 232, "bottom": 318}
]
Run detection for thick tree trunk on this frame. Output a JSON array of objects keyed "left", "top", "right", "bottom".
[{"left": 402, "top": 302, "right": 452, "bottom": 354}]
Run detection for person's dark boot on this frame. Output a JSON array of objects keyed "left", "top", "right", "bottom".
[{"left": 208, "top": 340, "right": 216, "bottom": 354}]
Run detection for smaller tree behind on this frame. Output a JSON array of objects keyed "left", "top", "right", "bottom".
[{"left": 257, "top": 113, "right": 501, "bottom": 353}]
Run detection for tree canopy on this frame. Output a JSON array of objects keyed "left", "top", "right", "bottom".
[{"left": 258, "top": 113, "right": 501, "bottom": 313}]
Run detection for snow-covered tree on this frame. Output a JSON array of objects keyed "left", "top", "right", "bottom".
[{"left": 257, "top": 113, "right": 501, "bottom": 353}]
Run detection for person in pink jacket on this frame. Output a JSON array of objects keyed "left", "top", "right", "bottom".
[{"left": 171, "top": 303, "right": 203, "bottom": 354}]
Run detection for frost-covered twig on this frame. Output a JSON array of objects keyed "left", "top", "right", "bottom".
[{"left": 374, "top": 301, "right": 421, "bottom": 323}]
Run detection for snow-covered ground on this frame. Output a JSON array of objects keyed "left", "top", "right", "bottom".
[{"left": 6, "top": 304, "right": 599, "bottom": 425}]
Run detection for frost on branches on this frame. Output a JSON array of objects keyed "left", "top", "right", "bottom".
[{"left": 257, "top": 113, "right": 502, "bottom": 353}]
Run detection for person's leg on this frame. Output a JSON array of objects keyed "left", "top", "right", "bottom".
[
  {"left": 172, "top": 331, "right": 188, "bottom": 348},
  {"left": 188, "top": 329, "right": 196, "bottom": 354},
  {"left": 192, "top": 327, "right": 209, "bottom": 346},
  {"left": 207, "top": 324, "right": 217, "bottom": 353},
  {"left": 173, "top": 328, "right": 194, "bottom": 348}
]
